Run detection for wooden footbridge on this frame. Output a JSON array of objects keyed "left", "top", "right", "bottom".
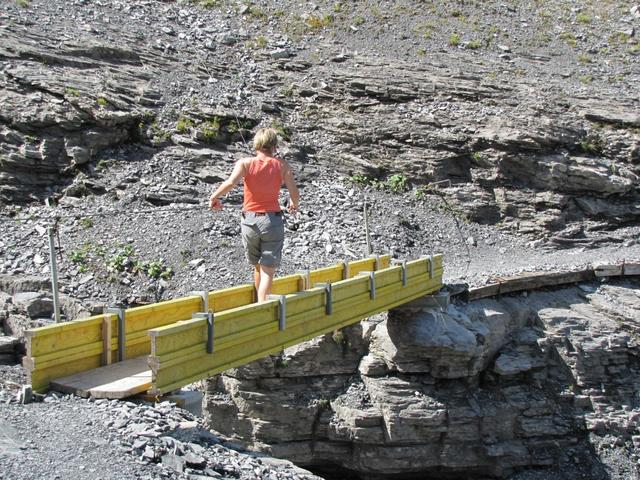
[{"left": 24, "top": 254, "right": 443, "bottom": 399}]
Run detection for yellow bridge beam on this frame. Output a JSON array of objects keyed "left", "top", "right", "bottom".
[{"left": 23, "top": 254, "right": 400, "bottom": 393}]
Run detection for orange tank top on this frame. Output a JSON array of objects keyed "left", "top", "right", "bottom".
[{"left": 242, "top": 156, "right": 282, "bottom": 212}]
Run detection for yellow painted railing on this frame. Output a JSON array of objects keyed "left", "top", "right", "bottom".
[
  {"left": 148, "top": 254, "right": 443, "bottom": 395},
  {"left": 23, "top": 254, "right": 396, "bottom": 392}
]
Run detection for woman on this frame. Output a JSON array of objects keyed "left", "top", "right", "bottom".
[{"left": 209, "top": 128, "right": 300, "bottom": 302}]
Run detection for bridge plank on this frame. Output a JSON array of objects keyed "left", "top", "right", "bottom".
[{"left": 50, "top": 356, "right": 151, "bottom": 399}]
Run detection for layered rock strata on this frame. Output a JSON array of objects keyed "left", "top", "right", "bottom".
[{"left": 204, "top": 279, "right": 640, "bottom": 478}]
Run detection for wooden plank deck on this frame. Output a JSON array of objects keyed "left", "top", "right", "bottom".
[{"left": 50, "top": 356, "right": 151, "bottom": 399}]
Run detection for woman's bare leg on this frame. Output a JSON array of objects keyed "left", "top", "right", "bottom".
[{"left": 257, "top": 264, "right": 276, "bottom": 302}]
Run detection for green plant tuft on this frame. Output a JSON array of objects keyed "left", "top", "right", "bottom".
[
  {"left": 576, "top": 12, "right": 591, "bottom": 24},
  {"left": 271, "top": 120, "right": 291, "bottom": 142},
  {"left": 145, "top": 260, "right": 174, "bottom": 280},
  {"left": 201, "top": 117, "right": 222, "bottom": 142},
  {"left": 176, "top": 116, "right": 194, "bottom": 134},
  {"left": 65, "top": 87, "right": 80, "bottom": 97},
  {"left": 387, "top": 174, "right": 408, "bottom": 194},
  {"left": 466, "top": 39, "right": 482, "bottom": 50},
  {"left": 80, "top": 217, "right": 93, "bottom": 229}
]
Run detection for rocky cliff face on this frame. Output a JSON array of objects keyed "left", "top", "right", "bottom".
[
  {"left": 204, "top": 278, "right": 640, "bottom": 479},
  {"left": 1, "top": 0, "right": 639, "bottom": 241}
]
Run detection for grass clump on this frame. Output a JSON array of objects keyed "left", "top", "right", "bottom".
[
  {"left": 80, "top": 217, "right": 93, "bottom": 229},
  {"left": 200, "top": 117, "right": 222, "bottom": 142},
  {"left": 255, "top": 35, "right": 267, "bottom": 48},
  {"left": 466, "top": 39, "right": 482, "bottom": 50},
  {"left": 578, "top": 134, "right": 605, "bottom": 155},
  {"left": 95, "top": 159, "right": 110, "bottom": 172},
  {"left": 176, "top": 116, "right": 194, "bottom": 134},
  {"left": 65, "top": 87, "right": 80, "bottom": 97},
  {"left": 578, "top": 54, "right": 591, "bottom": 64},
  {"left": 272, "top": 120, "right": 291, "bottom": 142},
  {"left": 348, "top": 173, "right": 409, "bottom": 194},
  {"left": 576, "top": 12, "right": 591, "bottom": 24},
  {"left": 608, "top": 31, "right": 631, "bottom": 46},
  {"left": 559, "top": 32, "right": 577, "bottom": 48},
  {"left": 306, "top": 13, "right": 333, "bottom": 30},
  {"left": 449, "top": 33, "right": 461, "bottom": 47},
  {"left": 69, "top": 249, "right": 87, "bottom": 264},
  {"left": 107, "top": 245, "right": 136, "bottom": 273},
  {"left": 243, "top": 4, "right": 267, "bottom": 20},
  {"left": 96, "top": 97, "right": 108, "bottom": 107},
  {"left": 387, "top": 174, "right": 408, "bottom": 194},
  {"left": 150, "top": 121, "right": 171, "bottom": 141},
  {"left": 144, "top": 259, "right": 174, "bottom": 280}
]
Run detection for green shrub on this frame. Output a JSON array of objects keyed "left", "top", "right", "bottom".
[
  {"left": 576, "top": 12, "right": 591, "bottom": 24},
  {"left": 578, "top": 54, "right": 591, "bottom": 64},
  {"left": 306, "top": 14, "right": 333, "bottom": 30},
  {"left": 176, "top": 116, "right": 194, "bottom": 133},
  {"left": 387, "top": 174, "right": 408, "bottom": 194},
  {"left": 65, "top": 87, "right": 80, "bottom": 97},
  {"left": 578, "top": 134, "right": 605, "bottom": 155},
  {"left": 414, "top": 186, "right": 429, "bottom": 201},
  {"left": 107, "top": 245, "right": 136, "bottom": 272},
  {"left": 559, "top": 32, "right": 577, "bottom": 48},
  {"left": 449, "top": 33, "right": 461, "bottom": 46},
  {"left": 69, "top": 250, "right": 87, "bottom": 264},
  {"left": 255, "top": 35, "right": 267, "bottom": 48},
  {"left": 80, "top": 217, "right": 93, "bottom": 229},
  {"left": 466, "top": 39, "right": 482, "bottom": 50},
  {"left": 349, "top": 173, "right": 373, "bottom": 186},
  {"left": 145, "top": 260, "right": 174, "bottom": 280},
  {"left": 272, "top": 120, "right": 291, "bottom": 142},
  {"left": 200, "top": 117, "right": 222, "bottom": 142}
]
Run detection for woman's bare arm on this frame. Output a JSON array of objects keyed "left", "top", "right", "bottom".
[{"left": 209, "top": 160, "right": 247, "bottom": 210}]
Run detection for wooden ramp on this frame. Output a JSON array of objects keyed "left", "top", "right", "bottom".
[{"left": 50, "top": 357, "right": 151, "bottom": 399}]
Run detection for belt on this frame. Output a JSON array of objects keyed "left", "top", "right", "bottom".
[{"left": 242, "top": 211, "right": 283, "bottom": 217}]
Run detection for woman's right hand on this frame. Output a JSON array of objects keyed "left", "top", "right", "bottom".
[{"left": 209, "top": 196, "right": 223, "bottom": 211}]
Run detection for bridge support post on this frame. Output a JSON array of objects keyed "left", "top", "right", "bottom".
[
  {"left": 193, "top": 312, "right": 215, "bottom": 353},
  {"left": 341, "top": 261, "right": 350, "bottom": 280},
  {"left": 268, "top": 295, "right": 287, "bottom": 331},
  {"left": 315, "top": 283, "right": 333, "bottom": 315},
  {"left": 189, "top": 290, "right": 209, "bottom": 312},
  {"left": 105, "top": 307, "right": 126, "bottom": 362},
  {"left": 358, "top": 271, "right": 376, "bottom": 300},
  {"left": 297, "top": 270, "right": 310, "bottom": 290},
  {"left": 392, "top": 259, "right": 408, "bottom": 286},
  {"left": 369, "top": 254, "right": 380, "bottom": 271}
]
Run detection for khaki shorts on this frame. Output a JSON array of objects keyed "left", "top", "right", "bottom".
[{"left": 240, "top": 212, "right": 285, "bottom": 267}]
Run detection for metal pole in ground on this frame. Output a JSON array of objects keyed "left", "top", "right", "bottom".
[
  {"left": 364, "top": 195, "right": 372, "bottom": 256},
  {"left": 47, "top": 225, "right": 61, "bottom": 323}
]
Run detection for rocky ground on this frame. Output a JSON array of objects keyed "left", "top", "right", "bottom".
[
  {"left": 0, "top": 369, "right": 321, "bottom": 480},
  {"left": 1, "top": 0, "right": 640, "bottom": 479}
]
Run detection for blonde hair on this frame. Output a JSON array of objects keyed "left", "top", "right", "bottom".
[{"left": 253, "top": 128, "right": 278, "bottom": 152}]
